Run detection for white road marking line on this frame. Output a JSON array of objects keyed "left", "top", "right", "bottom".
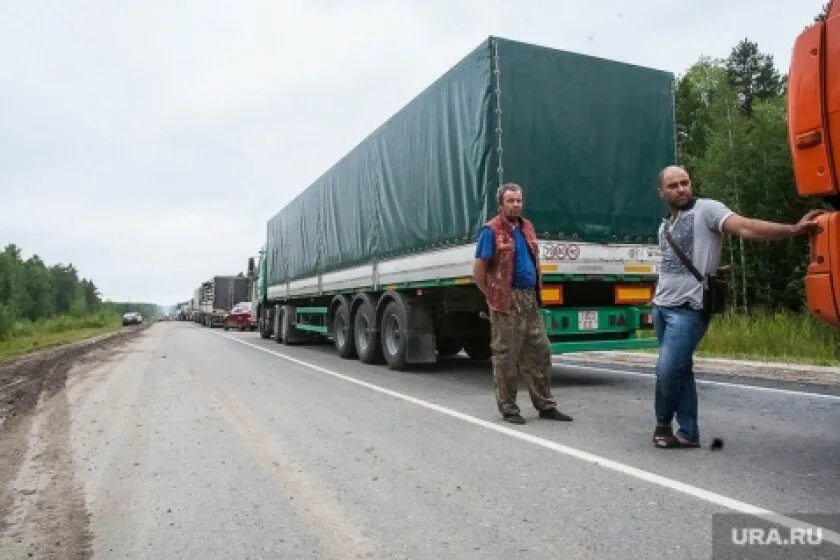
[
  {"left": 551, "top": 362, "right": 840, "bottom": 401},
  {"left": 212, "top": 331, "right": 840, "bottom": 546}
]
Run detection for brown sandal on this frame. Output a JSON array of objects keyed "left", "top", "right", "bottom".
[
  {"left": 653, "top": 425, "right": 680, "bottom": 448},
  {"left": 674, "top": 432, "right": 701, "bottom": 448},
  {"left": 653, "top": 425, "right": 701, "bottom": 449}
]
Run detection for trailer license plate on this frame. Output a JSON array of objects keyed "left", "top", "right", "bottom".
[{"left": 578, "top": 310, "right": 598, "bottom": 330}]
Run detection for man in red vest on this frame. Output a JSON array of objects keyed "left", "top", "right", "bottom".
[{"left": 473, "top": 183, "right": 573, "bottom": 424}]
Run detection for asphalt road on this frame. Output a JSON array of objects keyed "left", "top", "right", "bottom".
[{"left": 2, "top": 322, "right": 839, "bottom": 559}]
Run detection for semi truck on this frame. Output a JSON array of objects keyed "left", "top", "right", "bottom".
[
  {"left": 174, "top": 300, "right": 193, "bottom": 321},
  {"left": 251, "top": 37, "right": 675, "bottom": 370},
  {"left": 193, "top": 275, "right": 248, "bottom": 328},
  {"left": 788, "top": 1, "right": 840, "bottom": 326}
]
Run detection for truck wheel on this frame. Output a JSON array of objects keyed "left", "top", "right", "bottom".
[
  {"left": 436, "top": 337, "right": 462, "bottom": 357},
  {"left": 259, "top": 315, "right": 271, "bottom": 339},
  {"left": 272, "top": 306, "right": 283, "bottom": 344},
  {"left": 381, "top": 300, "right": 408, "bottom": 370},
  {"left": 463, "top": 340, "right": 492, "bottom": 361},
  {"left": 281, "top": 304, "right": 299, "bottom": 345},
  {"left": 353, "top": 299, "right": 383, "bottom": 364},
  {"left": 333, "top": 301, "right": 356, "bottom": 359}
]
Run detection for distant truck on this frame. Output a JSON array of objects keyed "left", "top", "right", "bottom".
[
  {"left": 193, "top": 276, "right": 248, "bottom": 328},
  {"left": 251, "top": 37, "right": 673, "bottom": 370},
  {"left": 173, "top": 300, "right": 192, "bottom": 321}
]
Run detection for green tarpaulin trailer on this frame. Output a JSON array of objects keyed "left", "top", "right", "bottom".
[{"left": 253, "top": 36, "right": 674, "bottom": 370}]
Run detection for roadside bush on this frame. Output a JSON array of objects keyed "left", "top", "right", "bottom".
[
  {"left": 699, "top": 309, "right": 840, "bottom": 365},
  {"left": 0, "top": 304, "right": 16, "bottom": 341},
  {"left": 12, "top": 320, "right": 35, "bottom": 338}
]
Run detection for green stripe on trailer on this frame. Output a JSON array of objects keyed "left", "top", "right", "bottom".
[
  {"left": 294, "top": 324, "right": 329, "bottom": 334},
  {"left": 294, "top": 307, "right": 328, "bottom": 335},
  {"left": 296, "top": 306, "right": 328, "bottom": 315},
  {"left": 382, "top": 278, "right": 473, "bottom": 290},
  {"left": 550, "top": 337, "right": 658, "bottom": 354}
]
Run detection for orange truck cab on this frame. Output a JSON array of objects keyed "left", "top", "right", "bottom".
[{"left": 788, "top": 1, "right": 840, "bottom": 325}]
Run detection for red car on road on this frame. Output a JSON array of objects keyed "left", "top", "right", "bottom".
[{"left": 223, "top": 302, "right": 257, "bottom": 331}]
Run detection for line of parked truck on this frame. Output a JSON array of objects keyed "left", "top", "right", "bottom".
[
  {"left": 173, "top": 275, "right": 256, "bottom": 331},
  {"left": 180, "top": 36, "right": 673, "bottom": 369}
]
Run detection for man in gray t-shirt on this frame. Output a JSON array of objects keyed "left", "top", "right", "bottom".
[
  {"left": 651, "top": 166, "right": 822, "bottom": 449},
  {"left": 654, "top": 198, "right": 732, "bottom": 310}
]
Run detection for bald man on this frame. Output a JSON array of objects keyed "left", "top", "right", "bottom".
[{"left": 651, "top": 166, "right": 822, "bottom": 449}]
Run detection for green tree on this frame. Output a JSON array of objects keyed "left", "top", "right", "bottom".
[
  {"left": 725, "top": 39, "right": 784, "bottom": 116},
  {"left": 682, "top": 36, "right": 819, "bottom": 312},
  {"left": 0, "top": 244, "right": 26, "bottom": 317},
  {"left": 675, "top": 58, "right": 728, "bottom": 175},
  {"left": 80, "top": 279, "right": 101, "bottom": 311},
  {"left": 69, "top": 296, "right": 88, "bottom": 318},
  {"left": 694, "top": 91, "right": 814, "bottom": 310},
  {"left": 51, "top": 264, "right": 81, "bottom": 315},
  {"left": 0, "top": 303, "right": 15, "bottom": 340},
  {"left": 692, "top": 81, "right": 753, "bottom": 309},
  {"left": 738, "top": 98, "right": 818, "bottom": 308},
  {"left": 0, "top": 243, "right": 141, "bottom": 333},
  {"left": 23, "top": 255, "right": 53, "bottom": 320}
]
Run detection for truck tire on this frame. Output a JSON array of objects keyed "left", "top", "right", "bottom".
[
  {"left": 353, "top": 298, "right": 383, "bottom": 364},
  {"left": 259, "top": 315, "right": 271, "bottom": 339},
  {"left": 281, "top": 304, "right": 301, "bottom": 345},
  {"left": 333, "top": 300, "right": 356, "bottom": 359},
  {"left": 272, "top": 306, "right": 283, "bottom": 344},
  {"left": 381, "top": 300, "right": 408, "bottom": 370},
  {"left": 435, "top": 337, "right": 462, "bottom": 357},
  {"left": 463, "top": 340, "right": 492, "bottom": 361},
  {"left": 259, "top": 308, "right": 272, "bottom": 339}
]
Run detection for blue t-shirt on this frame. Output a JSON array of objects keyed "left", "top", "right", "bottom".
[{"left": 474, "top": 226, "right": 537, "bottom": 289}]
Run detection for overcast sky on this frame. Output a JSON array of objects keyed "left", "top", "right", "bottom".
[{"left": 0, "top": 1, "right": 828, "bottom": 306}]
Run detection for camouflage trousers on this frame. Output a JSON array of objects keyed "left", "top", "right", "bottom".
[{"left": 490, "top": 289, "right": 556, "bottom": 416}]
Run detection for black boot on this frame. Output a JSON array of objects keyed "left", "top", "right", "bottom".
[{"left": 539, "top": 408, "right": 573, "bottom": 421}]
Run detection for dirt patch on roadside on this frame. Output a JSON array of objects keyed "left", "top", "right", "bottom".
[
  {"left": 0, "top": 327, "right": 145, "bottom": 430},
  {"left": 0, "top": 326, "right": 147, "bottom": 558}
]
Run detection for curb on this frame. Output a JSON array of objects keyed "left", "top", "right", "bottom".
[{"left": 554, "top": 351, "right": 840, "bottom": 387}]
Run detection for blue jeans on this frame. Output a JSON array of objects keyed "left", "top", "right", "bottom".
[{"left": 653, "top": 305, "right": 710, "bottom": 443}]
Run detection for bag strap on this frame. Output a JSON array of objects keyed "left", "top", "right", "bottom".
[{"left": 663, "top": 224, "right": 704, "bottom": 283}]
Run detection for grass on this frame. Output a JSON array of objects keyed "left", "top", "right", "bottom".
[
  {"left": 0, "top": 312, "right": 124, "bottom": 361},
  {"left": 638, "top": 310, "right": 840, "bottom": 366},
  {"left": 697, "top": 309, "right": 840, "bottom": 366}
]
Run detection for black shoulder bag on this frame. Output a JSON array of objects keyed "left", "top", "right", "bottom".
[{"left": 663, "top": 227, "right": 727, "bottom": 315}]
